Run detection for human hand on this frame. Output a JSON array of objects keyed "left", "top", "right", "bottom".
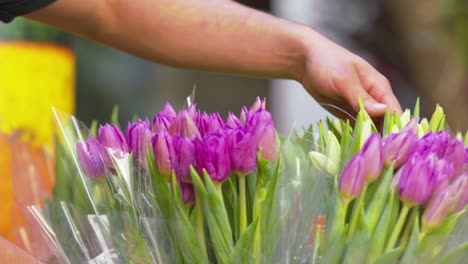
[{"left": 296, "top": 30, "right": 403, "bottom": 119}]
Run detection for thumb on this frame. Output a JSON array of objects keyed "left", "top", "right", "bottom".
[{"left": 344, "top": 84, "right": 388, "bottom": 117}]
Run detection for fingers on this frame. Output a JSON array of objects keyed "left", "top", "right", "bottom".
[
  {"left": 352, "top": 61, "right": 403, "bottom": 116},
  {"left": 340, "top": 68, "right": 388, "bottom": 117}
]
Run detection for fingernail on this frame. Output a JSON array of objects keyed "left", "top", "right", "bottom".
[{"left": 367, "top": 103, "right": 388, "bottom": 111}]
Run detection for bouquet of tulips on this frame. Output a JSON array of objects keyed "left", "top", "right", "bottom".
[{"left": 23, "top": 95, "right": 467, "bottom": 263}]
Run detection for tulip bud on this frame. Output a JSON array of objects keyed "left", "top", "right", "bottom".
[
  {"left": 246, "top": 109, "right": 277, "bottom": 162},
  {"left": 429, "top": 104, "right": 445, "bottom": 131},
  {"left": 160, "top": 101, "right": 177, "bottom": 118},
  {"left": 126, "top": 119, "right": 153, "bottom": 165},
  {"left": 227, "top": 128, "right": 257, "bottom": 175},
  {"left": 399, "top": 110, "right": 411, "bottom": 128},
  {"left": 383, "top": 131, "right": 417, "bottom": 168},
  {"left": 420, "top": 118, "right": 430, "bottom": 134},
  {"left": 225, "top": 112, "right": 242, "bottom": 129},
  {"left": 196, "top": 112, "right": 224, "bottom": 136},
  {"left": 423, "top": 174, "right": 468, "bottom": 232},
  {"left": 325, "top": 131, "right": 341, "bottom": 169},
  {"left": 77, "top": 137, "right": 106, "bottom": 179},
  {"left": 360, "top": 119, "right": 372, "bottom": 148},
  {"left": 169, "top": 110, "right": 201, "bottom": 139},
  {"left": 98, "top": 124, "right": 129, "bottom": 165},
  {"left": 401, "top": 118, "right": 419, "bottom": 134},
  {"left": 152, "top": 132, "right": 175, "bottom": 178},
  {"left": 422, "top": 189, "right": 451, "bottom": 232},
  {"left": 195, "top": 133, "right": 231, "bottom": 183},
  {"left": 178, "top": 178, "right": 195, "bottom": 205},
  {"left": 444, "top": 139, "right": 465, "bottom": 177},
  {"left": 248, "top": 96, "right": 266, "bottom": 114},
  {"left": 309, "top": 151, "right": 338, "bottom": 176},
  {"left": 397, "top": 154, "right": 435, "bottom": 207},
  {"left": 173, "top": 136, "right": 195, "bottom": 182},
  {"left": 153, "top": 114, "right": 173, "bottom": 133},
  {"left": 339, "top": 154, "right": 365, "bottom": 202},
  {"left": 361, "top": 134, "right": 383, "bottom": 183}
]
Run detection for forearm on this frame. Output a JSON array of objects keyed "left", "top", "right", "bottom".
[{"left": 28, "top": 0, "right": 311, "bottom": 80}]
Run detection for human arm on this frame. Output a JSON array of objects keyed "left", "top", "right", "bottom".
[{"left": 26, "top": 0, "right": 402, "bottom": 117}]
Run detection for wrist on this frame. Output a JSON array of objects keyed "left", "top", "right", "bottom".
[{"left": 281, "top": 22, "right": 316, "bottom": 83}]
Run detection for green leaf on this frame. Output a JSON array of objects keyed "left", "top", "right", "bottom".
[
  {"left": 429, "top": 105, "right": 445, "bottom": 132},
  {"left": 400, "top": 212, "right": 420, "bottom": 264},
  {"left": 367, "top": 164, "right": 395, "bottom": 235},
  {"left": 259, "top": 154, "right": 283, "bottom": 258},
  {"left": 326, "top": 117, "right": 342, "bottom": 142},
  {"left": 342, "top": 209, "right": 370, "bottom": 264},
  {"left": 171, "top": 173, "right": 209, "bottom": 263},
  {"left": 413, "top": 97, "right": 420, "bottom": 118},
  {"left": 110, "top": 105, "right": 120, "bottom": 128},
  {"left": 434, "top": 241, "right": 468, "bottom": 264},
  {"left": 193, "top": 169, "right": 234, "bottom": 264},
  {"left": 90, "top": 120, "right": 98, "bottom": 137},
  {"left": 323, "top": 231, "right": 346, "bottom": 264},
  {"left": 417, "top": 209, "right": 465, "bottom": 261},
  {"left": 382, "top": 109, "right": 393, "bottom": 138},
  {"left": 229, "top": 220, "right": 258, "bottom": 264},
  {"left": 367, "top": 191, "right": 397, "bottom": 264},
  {"left": 373, "top": 247, "right": 404, "bottom": 264}
]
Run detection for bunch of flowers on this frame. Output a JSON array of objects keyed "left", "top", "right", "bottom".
[
  {"left": 23, "top": 97, "right": 467, "bottom": 263},
  {"left": 306, "top": 101, "right": 468, "bottom": 263}
]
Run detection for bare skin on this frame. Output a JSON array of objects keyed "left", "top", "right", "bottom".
[{"left": 26, "top": 0, "right": 402, "bottom": 118}]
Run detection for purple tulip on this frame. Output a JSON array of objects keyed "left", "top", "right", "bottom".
[
  {"left": 339, "top": 153, "right": 365, "bottom": 201},
  {"left": 77, "top": 137, "right": 106, "bottom": 179},
  {"left": 456, "top": 181, "right": 468, "bottom": 212},
  {"left": 159, "top": 101, "right": 177, "bottom": 118},
  {"left": 383, "top": 131, "right": 417, "bottom": 168},
  {"left": 432, "top": 159, "right": 454, "bottom": 194},
  {"left": 227, "top": 128, "right": 258, "bottom": 175},
  {"left": 443, "top": 139, "right": 465, "bottom": 177},
  {"left": 240, "top": 106, "right": 249, "bottom": 124},
  {"left": 98, "top": 124, "right": 129, "bottom": 152},
  {"left": 173, "top": 136, "right": 196, "bottom": 182},
  {"left": 152, "top": 132, "right": 176, "bottom": 178},
  {"left": 225, "top": 112, "right": 242, "bottom": 129},
  {"left": 153, "top": 114, "right": 173, "bottom": 133},
  {"left": 196, "top": 112, "right": 224, "bottom": 136},
  {"left": 169, "top": 110, "right": 201, "bottom": 139},
  {"left": 361, "top": 134, "right": 383, "bottom": 183},
  {"left": 413, "top": 132, "right": 450, "bottom": 158},
  {"left": 126, "top": 119, "right": 153, "bottom": 166},
  {"left": 246, "top": 109, "right": 277, "bottom": 162},
  {"left": 98, "top": 124, "right": 129, "bottom": 165},
  {"left": 423, "top": 174, "right": 468, "bottom": 231},
  {"left": 195, "top": 133, "right": 231, "bottom": 183},
  {"left": 248, "top": 96, "right": 266, "bottom": 115},
  {"left": 178, "top": 178, "right": 195, "bottom": 205},
  {"left": 422, "top": 188, "right": 451, "bottom": 232},
  {"left": 401, "top": 118, "right": 419, "bottom": 134},
  {"left": 187, "top": 104, "right": 197, "bottom": 121},
  {"left": 398, "top": 154, "right": 435, "bottom": 207}
]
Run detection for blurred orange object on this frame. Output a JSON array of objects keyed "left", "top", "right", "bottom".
[{"left": 0, "top": 42, "right": 75, "bottom": 259}]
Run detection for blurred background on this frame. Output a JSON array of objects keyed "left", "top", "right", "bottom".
[{"left": 0, "top": 0, "right": 468, "bottom": 257}]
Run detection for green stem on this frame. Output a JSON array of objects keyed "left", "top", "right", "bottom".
[
  {"left": 239, "top": 174, "right": 247, "bottom": 235},
  {"left": 385, "top": 205, "right": 410, "bottom": 252},
  {"left": 253, "top": 196, "right": 262, "bottom": 264},
  {"left": 195, "top": 190, "right": 207, "bottom": 255},
  {"left": 348, "top": 184, "right": 368, "bottom": 241},
  {"left": 400, "top": 208, "right": 417, "bottom": 247}
]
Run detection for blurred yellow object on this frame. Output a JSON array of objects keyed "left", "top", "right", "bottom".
[{"left": 0, "top": 42, "right": 75, "bottom": 243}]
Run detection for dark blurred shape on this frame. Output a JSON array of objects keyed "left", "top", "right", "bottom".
[{"left": 236, "top": 0, "right": 270, "bottom": 11}]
